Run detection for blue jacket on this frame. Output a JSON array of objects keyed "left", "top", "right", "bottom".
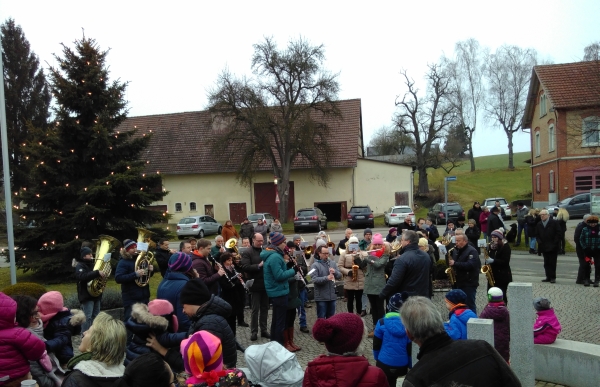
[
  {"left": 444, "top": 307, "right": 477, "bottom": 340},
  {"left": 373, "top": 312, "right": 411, "bottom": 367},
  {"left": 114, "top": 250, "right": 151, "bottom": 307},
  {"left": 260, "top": 247, "right": 296, "bottom": 298},
  {"left": 43, "top": 309, "right": 85, "bottom": 364},
  {"left": 157, "top": 271, "right": 191, "bottom": 333}
]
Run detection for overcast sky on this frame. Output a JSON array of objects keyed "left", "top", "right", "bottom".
[{"left": 2, "top": 0, "right": 598, "bottom": 158}]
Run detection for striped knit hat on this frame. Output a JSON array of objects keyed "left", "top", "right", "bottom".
[
  {"left": 123, "top": 239, "right": 137, "bottom": 251},
  {"left": 181, "top": 330, "right": 223, "bottom": 384},
  {"left": 270, "top": 232, "right": 286, "bottom": 246},
  {"left": 168, "top": 252, "right": 192, "bottom": 272}
]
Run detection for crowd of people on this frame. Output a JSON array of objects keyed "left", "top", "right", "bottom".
[{"left": 2, "top": 203, "right": 595, "bottom": 387}]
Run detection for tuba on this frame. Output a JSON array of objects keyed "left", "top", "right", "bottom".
[
  {"left": 135, "top": 228, "right": 156, "bottom": 287},
  {"left": 481, "top": 243, "right": 495, "bottom": 286},
  {"left": 88, "top": 235, "right": 120, "bottom": 297}
]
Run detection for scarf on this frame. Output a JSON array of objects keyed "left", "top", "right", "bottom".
[
  {"left": 28, "top": 318, "right": 46, "bottom": 341},
  {"left": 369, "top": 248, "right": 384, "bottom": 258}
]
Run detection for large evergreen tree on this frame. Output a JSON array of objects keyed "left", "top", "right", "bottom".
[
  {"left": 1, "top": 18, "right": 51, "bottom": 192},
  {"left": 15, "top": 36, "right": 167, "bottom": 278}
]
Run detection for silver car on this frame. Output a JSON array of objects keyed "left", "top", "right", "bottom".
[
  {"left": 384, "top": 206, "right": 415, "bottom": 226},
  {"left": 176, "top": 216, "right": 222, "bottom": 239}
]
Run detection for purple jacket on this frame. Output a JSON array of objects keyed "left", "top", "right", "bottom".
[
  {"left": 534, "top": 309, "right": 561, "bottom": 344},
  {"left": 479, "top": 302, "right": 510, "bottom": 361}
]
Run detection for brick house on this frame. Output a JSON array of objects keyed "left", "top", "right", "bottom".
[{"left": 522, "top": 61, "right": 600, "bottom": 208}]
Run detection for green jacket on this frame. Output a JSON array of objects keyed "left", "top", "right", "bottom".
[
  {"left": 260, "top": 248, "right": 296, "bottom": 298},
  {"left": 359, "top": 239, "right": 371, "bottom": 251},
  {"left": 363, "top": 254, "right": 390, "bottom": 295}
]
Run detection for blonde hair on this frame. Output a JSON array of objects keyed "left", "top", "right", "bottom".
[
  {"left": 90, "top": 312, "right": 126, "bottom": 366},
  {"left": 528, "top": 208, "right": 536, "bottom": 216},
  {"left": 418, "top": 238, "right": 429, "bottom": 248},
  {"left": 557, "top": 208, "right": 570, "bottom": 222}
]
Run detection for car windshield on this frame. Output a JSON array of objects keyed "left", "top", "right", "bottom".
[
  {"left": 248, "top": 215, "right": 263, "bottom": 221},
  {"left": 392, "top": 208, "right": 411, "bottom": 214},
  {"left": 351, "top": 207, "right": 370, "bottom": 214},
  {"left": 445, "top": 205, "right": 462, "bottom": 210},
  {"left": 297, "top": 210, "right": 316, "bottom": 216},
  {"left": 180, "top": 218, "right": 195, "bottom": 224}
]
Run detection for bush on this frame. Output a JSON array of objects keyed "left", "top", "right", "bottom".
[
  {"left": 1, "top": 282, "right": 47, "bottom": 299},
  {"left": 63, "top": 287, "right": 123, "bottom": 310},
  {"left": 434, "top": 259, "right": 449, "bottom": 280}
]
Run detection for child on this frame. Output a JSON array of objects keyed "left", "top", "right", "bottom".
[
  {"left": 373, "top": 292, "right": 411, "bottom": 387},
  {"left": 533, "top": 297, "right": 562, "bottom": 344},
  {"left": 180, "top": 330, "right": 248, "bottom": 387},
  {"left": 479, "top": 287, "right": 510, "bottom": 361},
  {"left": 0, "top": 292, "right": 46, "bottom": 386},
  {"left": 38, "top": 291, "right": 85, "bottom": 366},
  {"left": 443, "top": 289, "right": 477, "bottom": 340}
]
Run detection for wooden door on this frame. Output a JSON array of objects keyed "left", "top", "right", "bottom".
[{"left": 228, "top": 203, "right": 247, "bottom": 224}]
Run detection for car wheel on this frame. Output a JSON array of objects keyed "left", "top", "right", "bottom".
[
  {"left": 178, "top": 235, "right": 184, "bottom": 240},
  {"left": 294, "top": 227, "right": 299, "bottom": 233},
  {"left": 317, "top": 223, "right": 322, "bottom": 232},
  {"left": 198, "top": 229, "right": 205, "bottom": 238},
  {"left": 323, "top": 221, "right": 328, "bottom": 230},
  {"left": 217, "top": 226, "right": 222, "bottom": 234}
]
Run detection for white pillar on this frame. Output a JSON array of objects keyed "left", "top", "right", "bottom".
[{"left": 508, "top": 282, "right": 535, "bottom": 387}]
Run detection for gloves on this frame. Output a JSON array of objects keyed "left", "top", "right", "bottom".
[
  {"left": 353, "top": 257, "right": 362, "bottom": 265},
  {"left": 286, "top": 261, "right": 294, "bottom": 269},
  {"left": 293, "top": 265, "right": 300, "bottom": 273},
  {"left": 485, "top": 258, "right": 494, "bottom": 264}
]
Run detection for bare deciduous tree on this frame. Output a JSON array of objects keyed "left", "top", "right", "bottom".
[
  {"left": 368, "top": 125, "right": 415, "bottom": 156},
  {"left": 583, "top": 41, "right": 600, "bottom": 61},
  {"left": 484, "top": 45, "right": 538, "bottom": 170},
  {"left": 394, "top": 64, "right": 454, "bottom": 194}
]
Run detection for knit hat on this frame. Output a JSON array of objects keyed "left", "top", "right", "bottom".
[
  {"left": 180, "top": 278, "right": 212, "bottom": 306},
  {"left": 317, "top": 231, "right": 327, "bottom": 238},
  {"left": 292, "top": 234, "right": 301, "bottom": 241},
  {"left": 312, "top": 312, "right": 364, "bottom": 355},
  {"left": 389, "top": 227, "right": 397, "bottom": 234},
  {"left": 80, "top": 247, "right": 93, "bottom": 259},
  {"left": 316, "top": 239, "right": 327, "bottom": 248},
  {"left": 168, "top": 252, "right": 192, "bottom": 272},
  {"left": 348, "top": 236, "right": 359, "bottom": 244},
  {"left": 123, "top": 239, "right": 137, "bottom": 251},
  {"left": 445, "top": 289, "right": 467, "bottom": 309},
  {"left": 38, "top": 291, "right": 68, "bottom": 327},
  {"left": 388, "top": 292, "right": 409, "bottom": 312},
  {"left": 586, "top": 215, "right": 599, "bottom": 224},
  {"left": 148, "top": 299, "right": 179, "bottom": 333},
  {"left": 181, "top": 330, "right": 224, "bottom": 384},
  {"left": 533, "top": 297, "right": 551, "bottom": 311},
  {"left": 491, "top": 229, "right": 504, "bottom": 240},
  {"left": 372, "top": 233, "right": 384, "bottom": 245},
  {"left": 363, "top": 228, "right": 372, "bottom": 236},
  {"left": 270, "top": 232, "right": 286, "bottom": 246},
  {"left": 487, "top": 287, "right": 504, "bottom": 303}
]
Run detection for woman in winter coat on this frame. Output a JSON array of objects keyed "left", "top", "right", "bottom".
[
  {"left": 218, "top": 252, "right": 245, "bottom": 337},
  {"left": 556, "top": 208, "right": 569, "bottom": 255},
  {"left": 304, "top": 313, "right": 388, "bottom": 387},
  {"left": 310, "top": 245, "right": 342, "bottom": 319},
  {"left": 479, "top": 206, "right": 491, "bottom": 241},
  {"left": 337, "top": 235, "right": 367, "bottom": 315},
  {"left": 363, "top": 238, "right": 390, "bottom": 335},
  {"left": 156, "top": 252, "right": 194, "bottom": 333},
  {"left": 254, "top": 219, "right": 268, "bottom": 247},
  {"left": 485, "top": 230, "right": 513, "bottom": 304},
  {"left": 73, "top": 245, "right": 103, "bottom": 333},
  {"left": 0, "top": 292, "right": 46, "bottom": 387},
  {"left": 468, "top": 202, "right": 483, "bottom": 230},
  {"left": 115, "top": 239, "right": 154, "bottom": 324},
  {"left": 62, "top": 312, "right": 126, "bottom": 387},
  {"left": 38, "top": 291, "right": 85, "bottom": 366},
  {"left": 465, "top": 219, "right": 481, "bottom": 248},
  {"left": 221, "top": 220, "right": 240, "bottom": 241},
  {"left": 526, "top": 208, "right": 540, "bottom": 254},
  {"left": 479, "top": 287, "right": 510, "bottom": 362},
  {"left": 270, "top": 218, "right": 283, "bottom": 233}
]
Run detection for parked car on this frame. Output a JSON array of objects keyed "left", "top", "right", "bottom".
[
  {"left": 384, "top": 206, "right": 415, "bottom": 226},
  {"left": 347, "top": 205, "right": 374, "bottom": 228},
  {"left": 248, "top": 213, "right": 275, "bottom": 231},
  {"left": 427, "top": 203, "right": 465, "bottom": 225},
  {"left": 482, "top": 197, "right": 512, "bottom": 220},
  {"left": 176, "top": 216, "right": 222, "bottom": 239},
  {"left": 549, "top": 192, "right": 591, "bottom": 218},
  {"left": 293, "top": 207, "right": 328, "bottom": 232}
]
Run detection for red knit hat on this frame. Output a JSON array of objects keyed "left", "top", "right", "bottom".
[
  {"left": 38, "top": 291, "right": 68, "bottom": 328},
  {"left": 312, "top": 313, "right": 364, "bottom": 354}
]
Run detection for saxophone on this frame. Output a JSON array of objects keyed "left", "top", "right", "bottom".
[
  {"left": 481, "top": 243, "right": 495, "bottom": 286},
  {"left": 352, "top": 264, "right": 359, "bottom": 281},
  {"left": 88, "top": 235, "right": 120, "bottom": 297},
  {"left": 445, "top": 247, "right": 456, "bottom": 285}
]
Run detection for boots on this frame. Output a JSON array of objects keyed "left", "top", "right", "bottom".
[
  {"left": 288, "top": 327, "right": 301, "bottom": 351},
  {"left": 584, "top": 279, "right": 591, "bottom": 287},
  {"left": 594, "top": 280, "right": 599, "bottom": 288},
  {"left": 283, "top": 328, "right": 296, "bottom": 352}
]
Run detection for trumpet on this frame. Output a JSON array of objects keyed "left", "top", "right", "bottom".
[{"left": 481, "top": 243, "right": 495, "bottom": 286}]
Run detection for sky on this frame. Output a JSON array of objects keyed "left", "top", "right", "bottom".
[{"left": 1, "top": 0, "right": 599, "bottom": 158}]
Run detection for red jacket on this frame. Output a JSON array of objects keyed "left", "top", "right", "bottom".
[
  {"left": 303, "top": 355, "right": 389, "bottom": 387},
  {"left": 0, "top": 292, "right": 46, "bottom": 384}
]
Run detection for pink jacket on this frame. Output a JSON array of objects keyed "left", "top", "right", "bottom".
[
  {"left": 533, "top": 308, "right": 562, "bottom": 344},
  {"left": 0, "top": 292, "right": 46, "bottom": 385}
]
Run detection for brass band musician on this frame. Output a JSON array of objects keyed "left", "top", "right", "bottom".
[{"left": 485, "top": 229, "right": 513, "bottom": 304}]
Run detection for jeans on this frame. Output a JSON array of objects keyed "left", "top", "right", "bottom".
[
  {"left": 458, "top": 286, "right": 477, "bottom": 314},
  {"left": 516, "top": 222, "right": 529, "bottom": 245},
  {"left": 362, "top": 292, "right": 369, "bottom": 311},
  {"left": 80, "top": 299, "right": 101, "bottom": 332},
  {"left": 270, "top": 295, "right": 288, "bottom": 345},
  {"left": 529, "top": 237, "right": 537, "bottom": 251},
  {"left": 297, "top": 288, "right": 308, "bottom": 328},
  {"left": 250, "top": 290, "right": 269, "bottom": 335},
  {"left": 316, "top": 300, "right": 336, "bottom": 319},
  {"left": 346, "top": 289, "right": 363, "bottom": 314}
]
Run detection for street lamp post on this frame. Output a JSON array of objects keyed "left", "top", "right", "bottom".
[{"left": 274, "top": 176, "right": 279, "bottom": 220}]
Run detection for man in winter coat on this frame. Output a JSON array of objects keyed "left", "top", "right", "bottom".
[
  {"left": 579, "top": 215, "right": 600, "bottom": 287},
  {"left": 154, "top": 238, "right": 174, "bottom": 277},
  {"left": 535, "top": 209, "right": 562, "bottom": 283},
  {"left": 449, "top": 234, "right": 481, "bottom": 313},
  {"left": 467, "top": 201, "right": 483, "bottom": 230},
  {"left": 514, "top": 202, "right": 529, "bottom": 247},
  {"left": 260, "top": 232, "right": 298, "bottom": 345},
  {"left": 241, "top": 233, "right": 271, "bottom": 341},
  {"left": 74, "top": 245, "right": 105, "bottom": 332},
  {"left": 181, "top": 279, "right": 237, "bottom": 368},
  {"left": 239, "top": 217, "right": 254, "bottom": 240},
  {"left": 574, "top": 214, "right": 591, "bottom": 284},
  {"left": 400, "top": 296, "right": 521, "bottom": 387},
  {"left": 254, "top": 219, "right": 269, "bottom": 247},
  {"left": 487, "top": 207, "right": 504, "bottom": 237},
  {"left": 379, "top": 231, "right": 432, "bottom": 300},
  {"left": 192, "top": 239, "right": 225, "bottom": 295},
  {"left": 359, "top": 228, "right": 373, "bottom": 251}
]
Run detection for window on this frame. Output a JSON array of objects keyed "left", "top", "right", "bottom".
[
  {"left": 548, "top": 125, "right": 555, "bottom": 152},
  {"left": 539, "top": 93, "right": 547, "bottom": 117},
  {"left": 189, "top": 202, "right": 197, "bottom": 212},
  {"left": 175, "top": 203, "right": 182, "bottom": 212},
  {"left": 536, "top": 173, "right": 541, "bottom": 193},
  {"left": 582, "top": 117, "right": 600, "bottom": 146},
  {"left": 574, "top": 167, "right": 600, "bottom": 193},
  {"left": 549, "top": 170, "right": 555, "bottom": 193},
  {"left": 535, "top": 132, "right": 541, "bottom": 157}
]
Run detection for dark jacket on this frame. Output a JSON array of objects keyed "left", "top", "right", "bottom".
[
  {"left": 187, "top": 295, "right": 236, "bottom": 368},
  {"left": 452, "top": 243, "right": 481, "bottom": 288},
  {"left": 465, "top": 225, "right": 481, "bottom": 247},
  {"left": 336, "top": 237, "right": 349, "bottom": 256},
  {"left": 403, "top": 332, "right": 521, "bottom": 387},
  {"left": 44, "top": 309, "right": 85, "bottom": 364},
  {"left": 479, "top": 302, "right": 510, "bottom": 361},
  {"left": 535, "top": 218, "right": 562, "bottom": 253},
  {"left": 487, "top": 212, "right": 504, "bottom": 235},
  {"left": 62, "top": 359, "right": 124, "bottom": 387},
  {"left": 467, "top": 206, "right": 483, "bottom": 228},
  {"left": 526, "top": 215, "right": 540, "bottom": 238},
  {"left": 114, "top": 249, "right": 151, "bottom": 307},
  {"left": 574, "top": 221, "right": 587, "bottom": 250},
  {"left": 219, "top": 265, "right": 244, "bottom": 311},
  {"left": 154, "top": 247, "right": 171, "bottom": 277},
  {"left": 156, "top": 271, "right": 191, "bottom": 332},
  {"left": 239, "top": 222, "right": 254, "bottom": 239},
  {"left": 240, "top": 245, "right": 265, "bottom": 292},
  {"left": 488, "top": 242, "right": 513, "bottom": 287},
  {"left": 380, "top": 243, "right": 432, "bottom": 299},
  {"left": 191, "top": 251, "right": 220, "bottom": 295},
  {"left": 580, "top": 224, "right": 600, "bottom": 252},
  {"left": 304, "top": 355, "right": 388, "bottom": 387},
  {"left": 74, "top": 258, "right": 102, "bottom": 303},
  {"left": 426, "top": 225, "right": 439, "bottom": 244}
]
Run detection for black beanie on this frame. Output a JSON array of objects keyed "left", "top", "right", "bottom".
[
  {"left": 80, "top": 247, "right": 93, "bottom": 259},
  {"left": 179, "top": 278, "right": 211, "bottom": 306}
]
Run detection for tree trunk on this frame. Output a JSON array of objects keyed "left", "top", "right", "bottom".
[
  {"left": 467, "top": 139, "right": 475, "bottom": 172},
  {"left": 417, "top": 166, "right": 429, "bottom": 194},
  {"left": 277, "top": 180, "right": 290, "bottom": 223},
  {"left": 507, "top": 131, "right": 515, "bottom": 170}
]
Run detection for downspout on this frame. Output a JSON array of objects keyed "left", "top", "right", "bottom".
[
  {"left": 554, "top": 108, "right": 560, "bottom": 200},
  {"left": 249, "top": 180, "right": 254, "bottom": 214},
  {"left": 352, "top": 166, "right": 356, "bottom": 206}
]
